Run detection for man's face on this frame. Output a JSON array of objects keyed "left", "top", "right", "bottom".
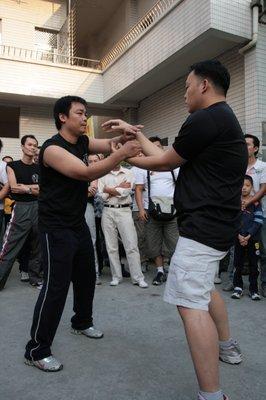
[
  {"left": 184, "top": 71, "right": 205, "bottom": 113},
  {"left": 60, "top": 102, "right": 88, "bottom": 135},
  {"left": 22, "top": 138, "right": 38, "bottom": 157},
  {"left": 88, "top": 154, "right": 99, "bottom": 164},
  {"left": 245, "top": 138, "right": 258, "bottom": 158}
]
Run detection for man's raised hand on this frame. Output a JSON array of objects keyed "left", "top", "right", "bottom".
[{"left": 102, "top": 119, "right": 144, "bottom": 143}]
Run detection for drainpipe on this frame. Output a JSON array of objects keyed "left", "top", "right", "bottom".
[{"left": 239, "top": 0, "right": 260, "bottom": 54}]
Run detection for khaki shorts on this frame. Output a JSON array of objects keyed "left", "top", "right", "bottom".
[
  {"left": 145, "top": 216, "right": 178, "bottom": 259},
  {"left": 164, "top": 237, "right": 227, "bottom": 311}
]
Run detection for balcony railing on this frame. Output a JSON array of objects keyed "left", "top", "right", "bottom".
[
  {"left": 0, "top": 45, "right": 101, "bottom": 70},
  {"left": 100, "top": 0, "right": 182, "bottom": 70}
]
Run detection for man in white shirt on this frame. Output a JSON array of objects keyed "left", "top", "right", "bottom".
[
  {"left": 0, "top": 140, "right": 10, "bottom": 245},
  {"left": 135, "top": 137, "right": 179, "bottom": 285},
  {"left": 98, "top": 163, "right": 148, "bottom": 288},
  {"left": 244, "top": 134, "right": 266, "bottom": 297},
  {"left": 131, "top": 164, "right": 149, "bottom": 271}
]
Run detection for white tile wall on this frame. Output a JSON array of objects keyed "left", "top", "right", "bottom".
[
  {"left": 0, "top": 0, "right": 67, "bottom": 46},
  {"left": 243, "top": 23, "right": 266, "bottom": 147},
  {"left": 210, "top": 0, "right": 251, "bottom": 39},
  {"left": 138, "top": 47, "right": 245, "bottom": 144},
  {"left": 257, "top": 24, "right": 266, "bottom": 138},
  {"left": 1, "top": 104, "right": 55, "bottom": 160},
  {"left": 0, "top": 58, "right": 103, "bottom": 103},
  {"left": 103, "top": 0, "right": 251, "bottom": 102}
]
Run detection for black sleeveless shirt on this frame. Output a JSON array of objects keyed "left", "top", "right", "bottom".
[{"left": 38, "top": 133, "right": 89, "bottom": 232}]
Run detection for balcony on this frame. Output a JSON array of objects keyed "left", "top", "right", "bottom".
[
  {"left": 101, "top": 0, "right": 252, "bottom": 105},
  {"left": 0, "top": 45, "right": 103, "bottom": 105},
  {"left": 0, "top": 45, "right": 101, "bottom": 70}
]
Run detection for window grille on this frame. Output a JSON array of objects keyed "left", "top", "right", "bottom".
[{"left": 35, "top": 27, "right": 58, "bottom": 51}]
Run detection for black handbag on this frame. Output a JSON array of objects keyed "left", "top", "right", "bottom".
[{"left": 147, "top": 171, "right": 176, "bottom": 221}]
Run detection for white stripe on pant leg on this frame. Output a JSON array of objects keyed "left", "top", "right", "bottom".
[
  {"left": 0, "top": 204, "right": 16, "bottom": 258},
  {"left": 29, "top": 233, "right": 51, "bottom": 361}
]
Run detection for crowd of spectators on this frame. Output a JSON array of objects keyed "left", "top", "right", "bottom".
[{"left": 0, "top": 132, "right": 265, "bottom": 300}]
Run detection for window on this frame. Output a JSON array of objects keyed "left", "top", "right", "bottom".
[
  {"left": 0, "top": 105, "right": 20, "bottom": 138},
  {"left": 35, "top": 27, "right": 58, "bottom": 52}
]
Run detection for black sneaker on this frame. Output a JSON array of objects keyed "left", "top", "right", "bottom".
[
  {"left": 152, "top": 271, "right": 166, "bottom": 286},
  {"left": 231, "top": 287, "right": 243, "bottom": 299}
]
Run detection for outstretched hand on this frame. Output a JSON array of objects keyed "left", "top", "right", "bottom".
[{"left": 102, "top": 119, "right": 144, "bottom": 144}]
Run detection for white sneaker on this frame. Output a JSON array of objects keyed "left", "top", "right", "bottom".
[
  {"left": 138, "top": 279, "right": 148, "bottom": 288},
  {"left": 20, "top": 272, "right": 29, "bottom": 282},
  {"left": 110, "top": 279, "right": 120, "bottom": 286}
]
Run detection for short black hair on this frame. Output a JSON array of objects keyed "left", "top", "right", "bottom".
[
  {"left": 21, "top": 135, "right": 38, "bottom": 146},
  {"left": 244, "top": 134, "right": 260, "bottom": 156},
  {"left": 189, "top": 60, "right": 230, "bottom": 96},
  {"left": 244, "top": 175, "right": 253, "bottom": 186},
  {"left": 0, "top": 139, "right": 3, "bottom": 153},
  {"left": 53, "top": 95, "right": 87, "bottom": 131},
  {"left": 149, "top": 136, "right": 163, "bottom": 144},
  {"left": 2, "top": 156, "right": 13, "bottom": 163}
]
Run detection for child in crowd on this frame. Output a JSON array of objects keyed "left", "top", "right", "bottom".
[{"left": 232, "top": 175, "right": 263, "bottom": 300}]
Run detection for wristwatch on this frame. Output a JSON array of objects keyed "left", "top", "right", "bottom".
[{"left": 28, "top": 187, "right": 32, "bottom": 194}]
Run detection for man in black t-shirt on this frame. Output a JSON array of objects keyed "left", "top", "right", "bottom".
[
  {"left": 24, "top": 96, "right": 141, "bottom": 372},
  {"left": 0, "top": 135, "right": 42, "bottom": 289},
  {"left": 102, "top": 61, "right": 247, "bottom": 400}
]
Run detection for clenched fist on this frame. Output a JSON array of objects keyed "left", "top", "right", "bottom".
[{"left": 119, "top": 140, "right": 142, "bottom": 159}]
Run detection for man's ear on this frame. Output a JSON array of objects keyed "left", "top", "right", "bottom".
[
  {"left": 59, "top": 113, "right": 67, "bottom": 125},
  {"left": 201, "top": 79, "right": 209, "bottom": 94}
]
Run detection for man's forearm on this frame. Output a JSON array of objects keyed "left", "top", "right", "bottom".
[
  {"left": 135, "top": 186, "right": 145, "bottom": 211},
  {"left": 89, "top": 136, "right": 123, "bottom": 154},
  {"left": 104, "top": 186, "right": 120, "bottom": 197},
  {"left": 85, "top": 151, "right": 126, "bottom": 181},
  {"left": 0, "top": 184, "right": 9, "bottom": 200},
  {"left": 127, "top": 155, "right": 170, "bottom": 171},
  {"left": 135, "top": 131, "right": 164, "bottom": 157}
]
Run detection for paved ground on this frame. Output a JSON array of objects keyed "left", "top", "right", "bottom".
[{"left": 0, "top": 265, "right": 265, "bottom": 400}]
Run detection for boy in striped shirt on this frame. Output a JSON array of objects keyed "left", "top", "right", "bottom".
[{"left": 232, "top": 175, "right": 263, "bottom": 300}]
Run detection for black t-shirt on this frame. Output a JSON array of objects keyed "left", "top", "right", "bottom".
[
  {"left": 8, "top": 160, "right": 39, "bottom": 202},
  {"left": 173, "top": 102, "right": 248, "bottom": 251},
  {"left": 38, "top": 133, "right": 89, "bottom": 231}
]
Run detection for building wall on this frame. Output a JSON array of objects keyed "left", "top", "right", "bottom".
[
  {"left": 138, "top": 47, "right": 245, "bottom": 144},
  {"left": 0, "top": 58, "right": 103, "bottom": 103},
  {"left": 0, "top": 0, "right": 67, "bottom": 48},
  {"left": 1, "top": 104, "right": 54, "bottom": 160},
  {"left": 244, "top": 23, "right": 266, "bottom": 159},
  {"left": 257, "top": 24, "right": 266, "bottom": 157},
  {"left": 103, "top": 0, "right": 251, "bottom": 103}
]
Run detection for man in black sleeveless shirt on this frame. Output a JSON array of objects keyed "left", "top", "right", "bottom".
[
  {"left": 0, "top": 135, "right": 42, "bottom": 289},
  {"left": 102, "top": 61, "right": 247, "bottom": 400},
  {"left": 24, "top": 96, "right": 141, "bottom": 372}
]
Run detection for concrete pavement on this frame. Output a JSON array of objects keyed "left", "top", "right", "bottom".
[{"left": 0, "top": 265, "right": 265, "bottom": 400}]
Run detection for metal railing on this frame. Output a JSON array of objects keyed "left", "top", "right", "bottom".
[
  {"left": 0, "top": 45, "right": 101, "bottom": 70},
  {"left": 100, "top": 0, "right": 180, "bottom": 69}
]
